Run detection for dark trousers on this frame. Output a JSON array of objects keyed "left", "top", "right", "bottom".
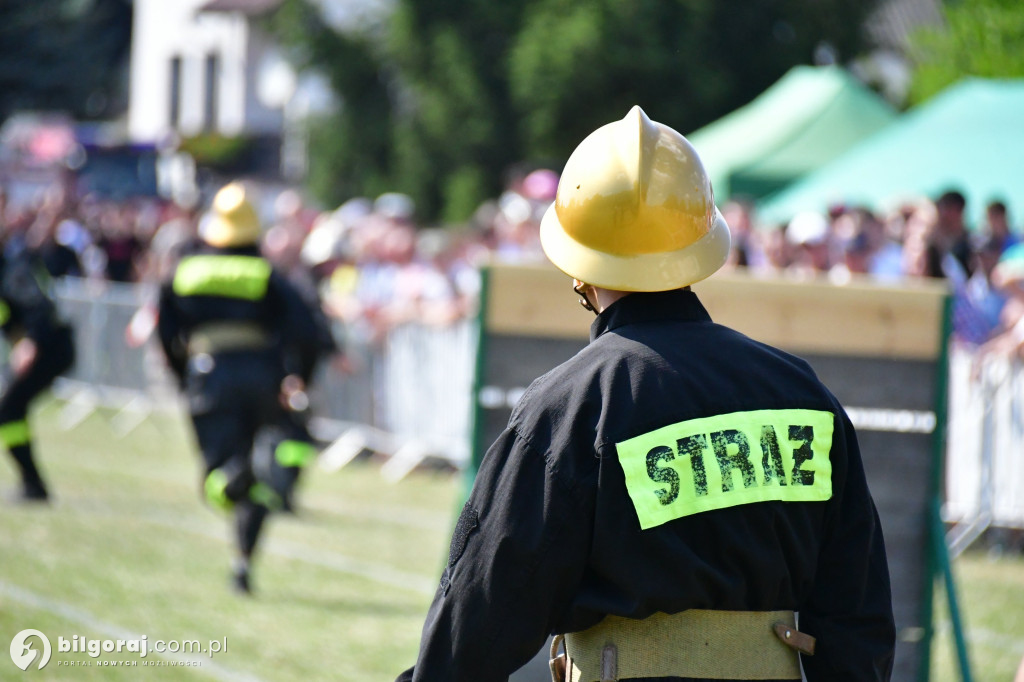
[
  {"left": 187, "top": 351, "right": 314, "bottom": 559},
  {"left": 1, "top": 327, "right": 74, "bottom": 491}
]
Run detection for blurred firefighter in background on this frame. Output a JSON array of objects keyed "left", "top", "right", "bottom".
[
  {"left": 0, "top": 246, "right": 75, "bottom": 502},
  {"left": 157, "top": 181, "right": 332, "bottom": 593}
]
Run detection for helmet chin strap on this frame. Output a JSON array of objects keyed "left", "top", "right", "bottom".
[{"left": 573, "top": 281, "right": 598, "bottom": 315}]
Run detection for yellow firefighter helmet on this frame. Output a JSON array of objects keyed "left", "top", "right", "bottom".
[
  {"left": 540, "top": 106, "right": 730, "bottom": 291},
  {"left": 200, "top": 182, "right": 262, "bottom": 248}
]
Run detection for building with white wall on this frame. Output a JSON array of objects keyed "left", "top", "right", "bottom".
[{"left": 128, "top": 0, "right": 286, "bottom": 144}]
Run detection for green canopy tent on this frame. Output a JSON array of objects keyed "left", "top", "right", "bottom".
[
  {"left": 757, "top": 78, "right": 1024, "bottom": 227},
  {"left": 686, "top": 65, "right": 897, "bottom": 201}
]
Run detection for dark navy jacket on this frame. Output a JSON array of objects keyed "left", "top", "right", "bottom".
[
  {"left": 156, "top": 243, "right": 328, "bottom": 387},
  {"left": 0, "top": 250, "right": 68, "bottom": 345},
  {"left": 400, "top": 289, "right": 895, "bottom": 681}
]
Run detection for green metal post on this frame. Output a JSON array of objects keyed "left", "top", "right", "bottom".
[
  {"left": 462, "top": 265, "right": 491, "bottom": 504},
  {"left": 933, "top": 499, "right": 973, "bottom": 682},
  {"left": 919, "top": 293, "right": 972, "bottom": 681}
]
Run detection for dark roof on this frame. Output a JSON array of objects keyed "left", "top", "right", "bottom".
[{"left": 198, "top": 0, "right": 283, "bottom": 15}]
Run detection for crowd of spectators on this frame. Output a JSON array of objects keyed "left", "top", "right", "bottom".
[
  {"left": 721, "top": 190, "right": 1024, "bottom": 354},
  {"left": 3, "top": 173, "right": 1024, "bottom": 357}
]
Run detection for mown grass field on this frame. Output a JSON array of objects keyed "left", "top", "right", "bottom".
[
  {"left": 931, "top": 547, "right": 1024, "bottom": 682},
  {"left": 1, "top": 398, "right": 1022, "bottom": 681},
  {"left": 0, "top": 400, "right": 460, "bottom": 681}
]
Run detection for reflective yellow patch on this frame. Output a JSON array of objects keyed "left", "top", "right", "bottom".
[
  {"left": 0, "top": 419, "right": 30, "bottom": 447},
  {"left": 173, "top": 255, "right": 272, "bottom": 301},
  {"left": 274, "top": 440, "right": 317, "bottom": 468},
  {"left": 204, "top": 470, "right": 232, "bottom": 510},
  {"left": 616, "top": 409, "right": 834, "bottom": 530},
  {"left": 0, "top": 299, "right": 10, "bottom": 327},
  {"left": 248, "top": 482, "right": 282, "bottom": 510}
]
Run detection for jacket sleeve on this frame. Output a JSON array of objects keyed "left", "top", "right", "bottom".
[
  {"left": 397, "top": 426, "right": 593, "bottom": 681},
  {"left": 267, "top": 273, "right": 329, "bottom": 381},
  {"left": 799, "top": 407, "right": 896, "bottom": 680},
  {"left": 156, "top": 282, "right": 187, "bottom": 383},
  {"left": 1, "top": 256, "right": 56, "bottom": 342}
]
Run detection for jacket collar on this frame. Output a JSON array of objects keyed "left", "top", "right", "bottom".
[{"left": 590, "top": 289, "right": 712, "bottom": 342}]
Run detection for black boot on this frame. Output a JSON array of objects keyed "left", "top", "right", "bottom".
[
  {"left": 231, "top": 501, "right": 269, "bottom": 594},
  {"left": 231, "top": 558, "right": 252, "bottom": 594},
  {"left": 10, "top": 444, "right": 49, "bottom": 503}
]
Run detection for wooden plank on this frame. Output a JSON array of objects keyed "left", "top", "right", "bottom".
[
  {"left": 695, "top": 272, "right": 948, "bottom": 360},
  {"left": 486, "top": 263, "right": 593, "bottom": 340},
  {"left": 485, "top": 263, "right": 949, "bottom": 360}
]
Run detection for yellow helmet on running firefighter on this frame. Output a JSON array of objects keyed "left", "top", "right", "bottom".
[
  {"left": 200, "top": 182, "right": 262, "bottom": 248},
  {"left": 540, "top": 106, "right": 730, "bottom": 292}
]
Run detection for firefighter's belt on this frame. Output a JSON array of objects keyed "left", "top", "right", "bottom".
[
  {"left": 188, "top": 322, "right": 270, "bottom": 355},
  {"left": 560, "top": 609, "right": 813, "bottom": 681}
]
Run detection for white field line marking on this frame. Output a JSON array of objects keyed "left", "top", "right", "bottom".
[
  {"left": 70, "top": 503, "right": 439, "bottom": 596},
  {"left": 0, "top": 581, "right": 265, "bottom": 682},
  {"left": 57, "top": 459, "right": 453, "bottom": 531},
  {"left": 298, "top": 497, "right": 452, "bottom": 531}
]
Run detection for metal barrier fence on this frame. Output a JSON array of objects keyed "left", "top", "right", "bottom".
[
  {"left": 310, "top": 318, "right": 476, "bottom": 480},
  {"left": 50, "top": 278, "right": 475, "bottom": 479},
  {"left": 52, "top": 278, "right": 172, "bottom": 435},
  {"left": 45, "top": 279, "right": 1024, "bottom": 518},
  {"left": 945, "top": 345, "right": 1024, "bottom": 554}
]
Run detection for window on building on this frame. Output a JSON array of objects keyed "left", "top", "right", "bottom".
[
  {"left": 169, "top": 56, "right": 182, "bottom": 129},
  {"left": 204, "top": 52, "right": 221, "bottom": 133}
]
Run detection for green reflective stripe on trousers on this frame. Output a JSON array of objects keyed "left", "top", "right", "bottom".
[
  {"left": 172, "top": 255, "right": 272, "bottom": 301},
  {"left": 204, "top": 470, "right": 232, "bottom": 510},
  {"left": 0, "top": 299, "right": 10, "bottom": 327},
  {"left": 249, "top": 482, "right": 282, "bottom": 510},
  {"left": 0, "top": 419, "right": 31, "bottom": 447},
  {"left": 616, "top": 408, "right": 834, "bottom": 530},
  {"left": 275, "top": 440, "right": 317, "bottom": 468}
]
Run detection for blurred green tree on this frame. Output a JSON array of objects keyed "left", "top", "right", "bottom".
[
  {"left": 268, "top": 0, "right": 878, "bottom": 222},
  {"left": 909, "top": 0, "right": 1024, "bottom": 104},
  {"left": 263, "top": 0, "right": 394, "bottom": 208},
  {"left": 0, "top": 0, "right": 133, "bottom": 123}
]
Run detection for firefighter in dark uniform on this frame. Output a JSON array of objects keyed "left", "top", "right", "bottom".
[
  {"left": 398, "top": 107, "right": 895, "bottom": 681},
  {"left": 0, "top": 248, "right": 74, "bottom": 501},
  {"left": 157, "top": 182, "right": 324, "bottom": 592}
]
